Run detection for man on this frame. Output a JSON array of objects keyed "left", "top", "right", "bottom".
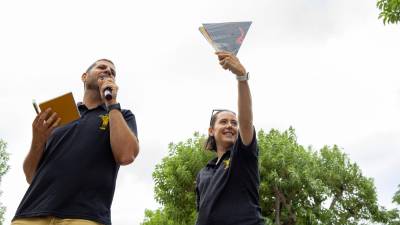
[{"left": 12, "top": 59, "right": 139, "bottom": 225}]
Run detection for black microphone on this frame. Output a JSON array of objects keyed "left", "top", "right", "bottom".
[{"left": 104, "top": 87, "right": 113, "bottom": 101}]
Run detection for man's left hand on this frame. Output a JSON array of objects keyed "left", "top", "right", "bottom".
[{"left": 98, "top": 76, "right": 119, "bottom": 106}]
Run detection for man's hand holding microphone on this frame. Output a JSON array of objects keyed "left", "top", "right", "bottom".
[{"left": 98, "top": 74, "right": 119, "bottom": 106}]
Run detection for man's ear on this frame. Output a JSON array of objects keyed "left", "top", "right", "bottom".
[{"left": 81, "top": 73, "right": 87, "bottom": 83}]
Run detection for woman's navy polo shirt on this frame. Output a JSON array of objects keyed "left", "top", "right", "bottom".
[
  {"left": 13, "top": 103, "right": 138, "bottom": 225},
  {"left": 196, "top": 130, "right": 264, "bottom": 225}
]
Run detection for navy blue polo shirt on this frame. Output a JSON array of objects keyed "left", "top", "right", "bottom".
[
  {"left": 196, "top": 130, "right": 264, "bottom": 225},
  {"left": 13, "top": 103, "right": 138, "bottom": 225}
]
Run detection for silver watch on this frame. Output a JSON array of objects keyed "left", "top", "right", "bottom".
[{"left": 236, "top": 72, "right": 249, "bottom": 81}]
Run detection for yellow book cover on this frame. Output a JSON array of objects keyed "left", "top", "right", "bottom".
[{"left": 38, "top": 92, "right": 80, "bottom": 126}]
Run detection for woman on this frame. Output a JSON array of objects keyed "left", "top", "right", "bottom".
[{"left": 195, "top": 52, "right": 264, "bottom": 225}]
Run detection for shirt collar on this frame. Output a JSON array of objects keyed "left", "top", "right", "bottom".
[
  {"left": 206, "top": 149, "right": 232, "bottom": 167},
  {"left": 77, "top": 102, "right": 107, "bottom": 112}
]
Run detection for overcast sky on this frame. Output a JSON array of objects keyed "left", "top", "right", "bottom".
[{"left": 1, "top": 0, "right": 400, "bottom": 224}]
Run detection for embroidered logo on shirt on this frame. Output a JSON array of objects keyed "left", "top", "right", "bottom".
[
  {"left": 223, "top": 159, "right": 230, "bottom": 170},
  {"left": 99, "top": 114, "right": 109, "bottom": 130}
]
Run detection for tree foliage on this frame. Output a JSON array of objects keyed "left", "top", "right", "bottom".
[
  {"left": 394, "top": 185, "right": 400, "bottom": 206},
  {"left": 141, "top": 132, "right": 214, "bottom": 225},
  {"left": 377, "top": 0, "right": 400, "bottom": 24},
  {"left": 142, "top": 128, "right": 398, "bottom": 225},
  {"left": 385, "top": 185, "right": 400, "bottom": 225},
  {"left": 0, "top": 140, "right": 10, "bottom": 225},
  {"left": 258, "top": 128, "right": 389, "bottom": 225}
]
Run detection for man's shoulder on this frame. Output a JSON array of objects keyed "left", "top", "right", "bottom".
[{"left": 120, "top": 108, "right": 135, "bottom": 117}]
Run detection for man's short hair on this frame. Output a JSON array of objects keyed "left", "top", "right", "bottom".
[{"left": 86, "top": 59, "right": 115, "bottom": 73}]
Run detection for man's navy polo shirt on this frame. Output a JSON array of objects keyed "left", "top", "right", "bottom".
[
  {"left": 13, "top": 103, "right": 138, "bottom": 225},
  {"left": 196, "top": 131, "right": 264, "bottom": 225}
]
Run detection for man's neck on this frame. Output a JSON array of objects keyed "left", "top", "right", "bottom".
[{"left": 83, "top": 89, "right": 103, "bottom": 109}]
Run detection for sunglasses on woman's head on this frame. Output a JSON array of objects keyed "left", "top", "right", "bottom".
[{"left": 209, "top": 109, "right": 236, "bottom": 126}]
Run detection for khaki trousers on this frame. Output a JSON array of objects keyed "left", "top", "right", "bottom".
[{"left": 11, "top": 217, "right": 102, "bottom": 225}]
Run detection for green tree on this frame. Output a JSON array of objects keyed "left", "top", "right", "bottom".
[
  {"left": 394, "top": 185, "right": 400, "bottom": 205},
  {"left": 142, "top": 128, "right": 395, "bottom": 225},
  {"left": 258, "top": 128, "right": 389, "bottom": 224},
  {"left": 0, "top": 140, "right": 10, "bottom": 225},
  {"left": 385, "top": 185, "right": 400, "bottom": 225},
  {"left": 377, "top": 0, "right": 400, "bottom": 24},
  {"left": 141, "top": 209, "right": 177, "bottom": 225},
  {"left": 141, "top": 132, "right": 214, "bottom": 225}
]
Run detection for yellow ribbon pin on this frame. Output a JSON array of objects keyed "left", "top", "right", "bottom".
[
  {"left": 223, "top": 159, "right": 230, "bottom": 170},
  {"left": 99, "top": 114, "right": 109, "bottom": 130}
]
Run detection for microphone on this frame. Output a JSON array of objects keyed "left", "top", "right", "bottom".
[{"left": 104, "top": 87, "right": 113, "bottom": 101}]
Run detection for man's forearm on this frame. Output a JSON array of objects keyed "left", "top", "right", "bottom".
[{"left": 109, "top": 110, "right": 139, "bottom": 165}]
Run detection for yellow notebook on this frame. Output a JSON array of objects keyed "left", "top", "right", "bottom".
[{"left": 38, "top": 92, "right": 80, "bottom": 126}]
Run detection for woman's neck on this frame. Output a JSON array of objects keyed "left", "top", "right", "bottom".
[{"left": 216, "top": 144, "right": 230, "bottom": 162}]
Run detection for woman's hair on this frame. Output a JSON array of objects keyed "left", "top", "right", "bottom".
[{"left": 204, "top": 110, "right": 236, "bottom": 151}]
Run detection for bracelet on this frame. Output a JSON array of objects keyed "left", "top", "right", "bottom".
[{"left": 236, "top": 72, "right": 249, "bottom": 81}]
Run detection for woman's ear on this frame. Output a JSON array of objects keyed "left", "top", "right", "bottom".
[{"left": 208, "top": 127, "right": 214, "bottom": 137}]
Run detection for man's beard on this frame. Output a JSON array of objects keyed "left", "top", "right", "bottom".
[
  {"left": 86, "top": 77, "right": 100, "bottom": 91},
  {"left": 86, "top": 82, "right": 99, "bottom": 90},
  {"left": 85, "top": 77, "right": 103, "bottom": 101}
]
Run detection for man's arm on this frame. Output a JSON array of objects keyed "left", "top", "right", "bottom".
[
  {"left": 24, "top": 108, "right": 60, "bottom": 184},
  {"left": 216, "top": 52, "right": 254, "bottom": 145},
  {"left": 108, "top": 109, "right": 139, "bottom": 165},
  {"left": 99, "top": 77, "right": 139, "bottom": 165}
]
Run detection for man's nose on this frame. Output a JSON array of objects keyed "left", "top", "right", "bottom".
[{"left": 103, "top": 67, "right": 111, "bottom": 75}]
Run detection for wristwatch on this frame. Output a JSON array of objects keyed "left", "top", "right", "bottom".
[
  {"left": 236, "top": 72, "right": 249, "bottom": 81},
  {"left": 107, "top": 103, "right": 121, "bottom": 112}
]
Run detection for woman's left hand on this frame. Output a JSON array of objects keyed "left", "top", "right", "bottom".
[{"left": 216, "top": 51, "right": 246, "bottom": 77}]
